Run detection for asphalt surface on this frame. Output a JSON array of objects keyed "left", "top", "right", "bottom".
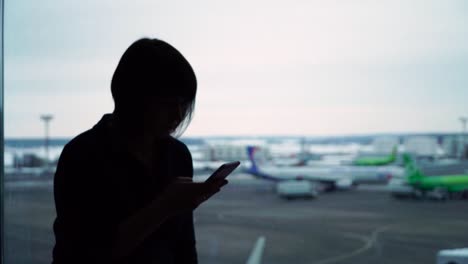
[{"left": 4, "top": 178, "right": 468, "bottom": 264}]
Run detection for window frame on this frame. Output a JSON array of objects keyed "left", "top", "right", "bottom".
[{"left": 0, "top": 0, "right": 4, "bottom": 263}]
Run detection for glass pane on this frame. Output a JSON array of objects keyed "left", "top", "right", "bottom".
[
  {"left": 0, "top": 0, "right": 3, "bottom": 262},
  {"left": 5, "top": 1, "right": 468, "bottom": 264}
]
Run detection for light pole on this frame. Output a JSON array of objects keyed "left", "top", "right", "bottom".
[
  {"left": 460, "top": 117, "right": 467, "bottom": 160},
  {"left": 40, "top": 114, "right": 53, "bottom": 168}
]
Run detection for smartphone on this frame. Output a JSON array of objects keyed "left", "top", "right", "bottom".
[{"left": 206, "top": 161, "right": 241, "bottom": 183}]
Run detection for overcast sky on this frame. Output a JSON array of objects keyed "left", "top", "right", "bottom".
[{"left": 6, "top": 0, "right": 468, "bottom": 137}]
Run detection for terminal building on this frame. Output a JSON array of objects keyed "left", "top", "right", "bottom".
[
  {"left": 199, "top": 140, "right": 271, "bottom": 162},
  {"left": 403, "top": 136, "right": 440, "bottom": 157},
  {"left": 371, "top": 136, "right": 400, "bottom": 154},
  {"left": 441, "top": 135, "right": 468, "bottom": 159},
  {"left": 208, "top": 145, "right": 250, "bottom": 161}
]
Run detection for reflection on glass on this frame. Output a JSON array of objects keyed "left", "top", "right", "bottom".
[{"left": 4, "top": 1, "right": 468, "bottom": 263}]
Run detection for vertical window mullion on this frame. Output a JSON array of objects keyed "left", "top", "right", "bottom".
[{"left": 0, "top": 0, "right": 4, "bottom": 263}]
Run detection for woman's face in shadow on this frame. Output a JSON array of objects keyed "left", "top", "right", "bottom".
[{"left": 142, "top": 97, "right": 185, "bottom": 137}]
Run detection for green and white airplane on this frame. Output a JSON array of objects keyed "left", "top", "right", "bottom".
[
  {"left": 353, "top": 146, "right": 397, "bottom": 166},
  {"left": 389, "top": 153, "right": 468, "bottom": 199}
]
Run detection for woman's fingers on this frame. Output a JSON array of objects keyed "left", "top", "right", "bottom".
[
  {"left": 208, "top": 179, "right": 228, "bottom": 190},
  {"left": 163, "top": 178, "right": 229, "bottom": 211},
  {"left": 176, "top": 177, "right": 193, "bottom": 182}
]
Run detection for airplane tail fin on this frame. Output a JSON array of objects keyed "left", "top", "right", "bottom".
[
  {"left": 246, "top": 146, "right": 259, "bottom": 173},
  {"left": 402, "top": 153, "right": 424, "bottom": 182},
  {"left": 245, "top": 146, "right": 278, "bottom": 181},
  {"left": 390, "top": 146, "right": 397, "bottom": 160}
]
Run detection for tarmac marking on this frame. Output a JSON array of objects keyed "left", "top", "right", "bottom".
[
  {"left": 313, "top": 225, "right": 391, "bottom": 264},
  {"left": 246, "top": 236, "right": 266, "bottom": 264}
]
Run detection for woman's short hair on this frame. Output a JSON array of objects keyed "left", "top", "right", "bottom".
[{"left": 111, "top": 38, "right": 197, "bottom": 136}]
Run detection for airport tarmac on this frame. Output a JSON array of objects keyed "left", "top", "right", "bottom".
[{"left": 4, "top": 177, "right": 468, "bottom": 264}]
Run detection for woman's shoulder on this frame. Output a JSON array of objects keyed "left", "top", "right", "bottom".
[
  {"left": 166, "top": 137, "right": 193, "bottom": 177},
  {"left": 60, "top": 126, "right": 111, "bottom": 168},
  {"left": 63, "top": 129, "right": 101, "bottom": 156},
  {"left": 166, "top": 136, "right": 191, "bottom": 159},
  {"left": 62, "top": 114, "right": 114, "bottom": 158}
]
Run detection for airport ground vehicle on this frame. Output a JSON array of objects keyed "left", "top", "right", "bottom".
[
  {"left": 276, "top": 180, "right": 318, "bottom": 199},
  {"left": 437, "top": 248, "right": 468, "bottom": 264}
]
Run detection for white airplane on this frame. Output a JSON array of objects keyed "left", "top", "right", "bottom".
[
  {"left": 244, "top": 146, "right": 403, "bottom": 192},
  {"left": 245, "top": 146, "right": 352, "bottom": 191}
]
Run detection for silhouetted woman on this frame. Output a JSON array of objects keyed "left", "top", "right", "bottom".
[{"left": 52, "top": 38, "right": 227, "bottom": 264}]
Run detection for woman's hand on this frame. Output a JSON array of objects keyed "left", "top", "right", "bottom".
[
  {"left": 113, "top": 176, "right": 226, "bottom": 261},
  {"left": 158, "top": 177, "right": 228, "bottom": 217}
]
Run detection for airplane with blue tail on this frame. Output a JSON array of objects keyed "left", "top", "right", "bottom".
[
  {"left": 246, "top": 146, "right": 354, "bottom": 191},
  {"left": 245, "top": 146, "right": 403, "bottom": 191}
]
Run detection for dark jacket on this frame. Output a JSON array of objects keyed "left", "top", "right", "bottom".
[{"left": 52, "top": 114, "right": 197, "bottom": 264}]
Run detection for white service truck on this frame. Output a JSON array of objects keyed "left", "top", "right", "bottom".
[
  {"left": 276, "top": 180, "right": 318, "bottom": 200},
  {"left": 437, "top": 248, "right": 468, "bottom": 264}
]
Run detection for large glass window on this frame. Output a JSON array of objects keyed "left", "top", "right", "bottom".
[
  {"left": 4, "top": 1, "right": 468, "bottom": 263},
  {"left": 1, "top": 0, "right": 4, "bottom": 262}
]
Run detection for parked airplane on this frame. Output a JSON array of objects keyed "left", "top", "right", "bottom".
[
  {"left": 245, "top": 146, "right": 400, "bottom": 192},
  {"left": 245, "top": 146, "right": 352, "bottom": 192},
  {"left": 389, "top": 154, "right": 468, "bottom": 199},
  {"left": 352, "top": 146, "right": 397, "bottom": 166}
]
